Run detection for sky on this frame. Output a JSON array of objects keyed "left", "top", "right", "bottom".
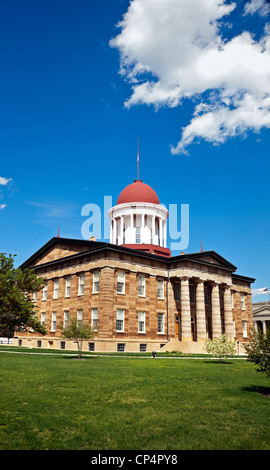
[{"left": 0, "top": 0, "right": 269, "bottom": 301}]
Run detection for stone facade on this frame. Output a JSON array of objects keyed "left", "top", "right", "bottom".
[{"left": 14, "top": 237, "right": 255, "bottom": 354}]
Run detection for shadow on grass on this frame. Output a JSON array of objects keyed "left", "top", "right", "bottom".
[
  {"left": 204, "top": 360, "right": 234, "bottom": 365},
  {"left": 63, "top": 355, "right": 95, "bottom": 360},
  {"left": 243, "top": 385, "right": 270, "bottom": 397}
]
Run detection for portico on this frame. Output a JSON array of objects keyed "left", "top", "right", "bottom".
[{"left": 170, "top": 274, "right": 235, "bottom": 343}]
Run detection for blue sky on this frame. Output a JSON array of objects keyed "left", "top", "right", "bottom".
[{"left": 0, "top": 0, "right": 269, "bottom": 301}]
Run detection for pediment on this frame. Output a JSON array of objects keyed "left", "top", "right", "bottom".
[
  {"left": 185, "top": 251, "right": 237, "bottom": 271},
  {"left": 20, "top": 237, "right": 105, "bottom": 269},
  {"left": 253, "top": 304, "right": 270, "bottom": 316}
]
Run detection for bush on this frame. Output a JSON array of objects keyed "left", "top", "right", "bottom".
[
  {"left": 203, "top": 334, "right": 236, "bottom": 363},
  {"left": 244, "top": 327, "right": 270, "bottom": 377}
]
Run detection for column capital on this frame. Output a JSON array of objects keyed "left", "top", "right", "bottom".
[
  {"left": 209, "top": 280, "right": 221, "bottom": 287},
  {"left": 220, "top": 282, "right": 232, "bottom": 289},
  {"left": 180, "top": 276, "right": 190, "bottom": 282},
  {"left": 192, "top": 277, "right": 205, "bottom": 284}
]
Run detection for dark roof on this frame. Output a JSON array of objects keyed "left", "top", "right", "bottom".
[
  {"left": 19, "top": 237, "right": 255, "bottom": 283},
  {"left": 232, "top": 273, "right": 256, "bottom": 283}
]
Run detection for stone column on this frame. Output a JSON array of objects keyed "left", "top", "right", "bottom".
[
  {"left": 181, "top": 277, "right": 192, "bottom": 341},
  {"left": 196, "top": 280, "right": 207, "bottom": 341},
  {"left": 211, "top": 282, "right": 222, "bottom": 337},
  {"left": 223, "top": 287, "right": 234, "bottom": 339}
]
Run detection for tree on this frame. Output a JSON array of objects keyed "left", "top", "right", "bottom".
[
  {"left": 243, "top": 327, "right": 270, "bottom": 377},
  {"left": 0, "top": 253, "right": 47, "bottom": 338},
  {"left": 203, "top": 334, "right": 236, "bottom": 363},
  {"left": 61, "top": 318, "right": 96, "bottom": 358}
]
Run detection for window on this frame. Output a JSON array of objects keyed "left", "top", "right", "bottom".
[
  {"left": 41, "top": 312, "right": 46, "bottom": 326},
  {"left": 92, "top": 308, "right": 98, "bottom": 330},
  {"left": 53, "top": 279, "right": 59, "bottom": 299},
  {"left": 138, "top": 311, "right": 146, "bottom": 333},
  {"left": 88, "top": 342, "right": 95, "bottom": 352},
  {"left": 231, "top": 292, "right": 234, "bottom": 309},
  {"left": 63, "top": 310, "right": 69, "bottom": 328},
  {"left": 60, "top": 341, "right": 66, "bottom": 350},
  {"left": 117, "top": 343, "right": 126, "bottom": 352},
  {"left": 65, "top": 276, "right": 71, "bottom": 297},
  {"left": 242, "top": 321, "right": 247, "bottom": 338},
  {"left": 78, "top": 273, "right": 85, "bottom": 296},
  {"left": 158, "top": 313, "right": 165, "bottom": 334},
  {"left": 42, "top": 284, "right": 48, "bottom": 301},
  {"left": 136, "top": 226, "right": 140, "bottom": 243},
  {"left": 140, "top": 344, "right": 147, "bottom": 352},
  {"left": 93, "top": 271, "right": 99, "bottom": 293},
  {"left": 117, "top": 271, "right": 125, "bottom": 294},
  {"left": 190, "top": 285, "right": 195, "bottom": 303},
  {"left": 157, "top": 279, "right": 164, "bottom": 299},
  {"left": 116, "top": 309, "right": 125, "bottom": 332},
  {"left": 138, "top": 275, "right": 145, "bottom": 296},
  {"left": 51, "top": 312, "right": 57, "bottom": 332},
  {"left": 32, "top": 292, "right": 37, "bottom": 302},
  {"left": 240, "top": 293, "right": 245, "bottom": 310},
  {"left": 174, "top": 283, "right": 180, "bottom": 301},
  {"left": 123, "top": 226, "right": 126, "bottom": 244},
  {"left": 37, "top": 340, "right": 42, "bottom": 348},
  {"left": 77, "top": 309, "right": 83, "bottom": 327}
]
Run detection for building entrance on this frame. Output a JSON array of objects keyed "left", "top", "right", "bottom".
[{"left": 175, "top": 315, "right": 180, "bottom": 340}]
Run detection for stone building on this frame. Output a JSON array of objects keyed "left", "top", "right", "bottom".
[
  {"left": 15, "top": 179, "right": 255, "bottom": 353},
  {"left": 252, "top": 301, "right": 270, "bottom": 334}
]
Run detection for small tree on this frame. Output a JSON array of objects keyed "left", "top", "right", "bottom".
[
  {"left": 203, "top": 334, "right": 236, "bottom": 363},
  {"left": 0, "top": 253, "right": 47, "bottom": 338},
  {"left": 243, "top": 327, "right": 270, "bottom": 377},
  {"left": 61, "top": 318, "right": 96, "bottom": 358}
]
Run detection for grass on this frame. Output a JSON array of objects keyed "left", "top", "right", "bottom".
[{"left": 0, "top": 350, "right": 270, "bottom": 450}]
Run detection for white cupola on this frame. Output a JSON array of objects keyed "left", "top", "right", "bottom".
[{"left": 108, "top": 179, "right": 170, "bottom": 257}]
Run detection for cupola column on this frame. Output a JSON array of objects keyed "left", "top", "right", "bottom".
[
  {"left": 130, "top": 213, "right": 134, "bottom": 243},
  {"left": 159, "top": 217, "right": 163, "bottom": 246},
  {"left": 120, "top": 216, "right": 124, "bottom": 245},
  {"left": 152, "top": 215, "right": 155, "bottom": 245}
]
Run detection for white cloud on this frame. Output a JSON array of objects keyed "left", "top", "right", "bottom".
[
  {"left": 28, "top": 201, "right": 74, "bottom": 219},
  {"left": 244, "top": 0, "right": 270, "bottom": 16},
  {"left": 0, "top": 177, "right": 12, "bottom": 186},
  {"left": 110, "top": 0, "right": 270, "bottom": 154},
  {"left": 0, "top": 204, "right": 7, "bottom": 210}
]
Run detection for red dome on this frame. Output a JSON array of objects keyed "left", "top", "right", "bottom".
[{"left": 117, "top": 180, "right": 160, "bottom": 205}]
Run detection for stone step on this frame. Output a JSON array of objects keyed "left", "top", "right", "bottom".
[
  {"left": 159, "top": 339, "right": 206, "bottom": 354},
  {"left": 158, "top": 339, "right": 247, "bottom": 355}
]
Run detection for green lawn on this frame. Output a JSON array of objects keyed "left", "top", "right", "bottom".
[{"left": 0, "top": 351, "right": 270, "bottom": 450}]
